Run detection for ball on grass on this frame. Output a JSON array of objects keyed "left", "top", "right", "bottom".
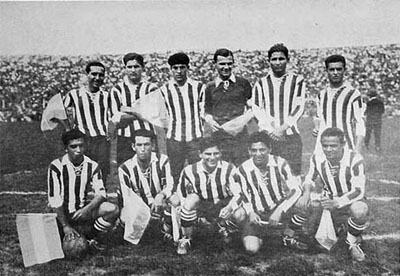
[{"left": 62, "top": 235, "right": 89, "bottom": 259}]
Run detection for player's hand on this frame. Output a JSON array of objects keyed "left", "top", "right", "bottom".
[
  {"left": 320, "top": 198, "right": 339, "bottom": 210},
  {"left": 248, "top": 211, "right": 261, "bottom": 225},
  {"left": 219, "top": 205, "right": 233, "bottom": 219},
  {"left": 151, "top": 193, "right": 165, "bottom": 213},
  {"left": 297, "top": 193, "right": 310, "bottom": 210},
  {"left": 271, "top": 127, "right": 285, "bottom": 141},
  {"left": 268, "top": 208, "right": 283, "bottom": 226},
  {"left": 63, "top": 225, "right": 80, "bottom": 241},
  {"left": 205, "top": 115, "right": 222, "bottom": 131},
  {"left": 312, "top": 128, "right": 319, "bottom": 137},
  {"left": 71, "top": 206, "right": 91, "bottom": 221}
]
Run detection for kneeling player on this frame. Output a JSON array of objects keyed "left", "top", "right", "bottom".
[
  {"left": 290, "top": 127, "right": 369, "bottom": 261},
  {"left": 47, "top": 129, "right": 119, "bottom": 253},
  {"left": 236, "top": 132, "right": 307, "bottom": 254},
  {"left": 177, "top": 138, "right": 246, "bottom": 254},
  {"left": 118, "top": 129, "right": 179, "bottom": 241}
]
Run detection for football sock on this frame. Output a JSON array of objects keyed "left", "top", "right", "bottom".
[
  {"left": 288, "top": 214, "right": 307, "bottom": 233},
  {"left": 347, "top": 217, "right": 368, "bottom": 238},
  {"left": 180, "top": 208, "right": 197, "bottom": 228},
  {"left": 94, "top": 217, "right": 113, "bottom": 233}
]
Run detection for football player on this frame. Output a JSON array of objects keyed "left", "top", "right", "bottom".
[
  {"left": 292, "top": 127, "right": 369, "bottom": 261},
  {"left": 47, "top": 129, "right": 119, "bottom": 252},
  {"left": 176, "top": 137, "right": 246, "bottom": 254}
]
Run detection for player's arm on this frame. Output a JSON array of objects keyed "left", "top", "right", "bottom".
[
  {"left": 353, "top": 94, "right": 366, "bottom": 152},
  {"left": 335, "top": 155, "right": 366, "bottom": 208},
  {"left": 219, "top": 165, "right": 246, "bottom": 218},
  {"left": 312, "top": 94, "right": 322, "bottom": 137},
  {"left": 282, "top": 78, "right": 307, "bottom": 132},
  {"left": 72, "top": 165, "right": 106, "bottom": 220},
  {"left": 204, "top": 83, "right": 222, "bottom": 131},
  {"left": 269, "top": 160, "right": 302, "bottom": 225},
  {"left": 154, "top": 158, "right": 179, "bottom": 209}
]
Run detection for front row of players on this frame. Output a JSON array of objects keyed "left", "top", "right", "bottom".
[{"left": 48, "top": 127, "right": 369, "bottom": 261}]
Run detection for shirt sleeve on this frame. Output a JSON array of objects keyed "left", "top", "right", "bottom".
[
  {"left": 277, "top": 159, "right": 302, "bottom": 212},
  {"left": 160, "top": 157, "right": 174, "bottom": 199},
  {"left": 47, "top": 163, "right": 63, "bottom": 208},
  {"left": 109, "top": 86, "right": 122, "bottom": 117},
  {"left": 243, "top": 78, "right": 252, "bottom": 100},
  {"left": 204, "top": 83, "right": 213, "bottom": 115},
  {"left": 91, "top": 164, "right": 106, "bottom": 198},
  {"left": 353, "top": 91, "right": 366, "bottom": 137},
  {"left": 199, "top": 83, "right": 206, "bottom": 120},
  {"left": 234, "top": 168, "right": 256, "bottom": 215},
  {"left": 336, "top": 154, "right": 366, "bottom": 208},
  {"left": 287, "top": 78, "right": 307, "bottom": 127},
  {"left": 250, "top": 79, "right": 264, "bottom": 108}
]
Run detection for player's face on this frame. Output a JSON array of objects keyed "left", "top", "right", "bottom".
[
  {"left": 87, "top": 66, "right": 105, "bottom": 92},
  {"left": 171, "top": 64, "right": 188, "bottom": 85},
  {"left": 321, "top": 136, "right": 345, "bottom": 162},
  {"left": 326, "top": 62, "right": 345, "bottom": 87},
  {"left": 133, "top": 136, "right": 153, "bottom": 162},
  {"left": 200, "top": 146, "right": 221, "bottom": 172},
  {"left": 66, "top": 138, "right": 85, "bottom": 164},
  {"left": 269, "top": 51, "right": 288, "bottom": 77},
  {"left": 125, "top": 59, "right": 143, "bottom": 84},
  {"left": 215, "top": 55, "right": 234, "bottom": 80},
  {"left": 249, "top": 142, "right": 271, "bottom": 168}
]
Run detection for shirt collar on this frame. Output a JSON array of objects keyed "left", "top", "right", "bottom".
[
  {"left": 268, "top": 71, "right": 288, "bottom": 80},
  {"left": 199, "top": 160, "right": 223, "bottom": 174},
  {"left": 62, "top": 154, "right": 89, "bottom": 166},
  {"left": 132, "top": 152, "right": 159, "bottom": 167},
  {"left": 215, "top": 74, "right": 236, "bottom": 87},
  {"left": 169, "top": 78, "right": 192, "bottom": 87},
  {"left": 322, "top": 149, "right": 351, "bottom": 167},
  {"left": 250, "top": 154, "right": 278, "bottom": 171}
]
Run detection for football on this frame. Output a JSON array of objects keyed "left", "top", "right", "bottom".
[{"left": 62, "top": 235, "right": 89, "bottom": 259}]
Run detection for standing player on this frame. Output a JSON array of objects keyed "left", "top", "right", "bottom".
[
  {"left": 109, "top": 53, "right": 159, "bottom": 164},
  {"left": 313, "top": 55, "right": 365, "bottom": 153},
  {"left": 251, "top": 43, "right": 306, "bottom": 176},
  {"left": 294, "top": 127, "right": 369, "bottom": 261},
  {"left": 160, "top": 52, "right": 205, "bottom": 183},
  {"left": 64, "top": 61, "right": 110, "bottom": 180},
  {"left": 204, "top": 48, "right": 252, "bottom": 165},
  {"left": 176, "top": 138, "right": 246, "bottom": 254},
  {"left": 235, "top": 132, "right": 306, "bottom": 253},
  {"left": 118, "top": 129, "right": 179, "bottom": 240},
  {"left": 47, "top": 129, "right": 119, "bottom": 250}
]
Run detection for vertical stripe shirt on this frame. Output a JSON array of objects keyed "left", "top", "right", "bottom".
[
  {"left": 160, "top": 78, "right": 205, "bottom": 142},
  {"left": 236, "top": 155, "right": 302, "bottom": 214},
  {"left": 304, "top": 149, "right": 365, "bottom": 208},
  {"left": 118, "top": 152, "right": 174, "bottom": 207},
  {"left": 251, "top": 72, "right": 306, "bottom": 135},
  {"left": 47, "top": 154, "right": 106, "bottom": 214},
  {"left": 178, "top": 160, "right": 243, "bottom": 204},
  {"left": 109, "top": 76, "right": 158, "bottom": 136},
  {"left": 316, "top": 82, "right": 366, "bottom": 149},
  {"left": 64, "top": 87, "right": 109, "bottom": 137}
]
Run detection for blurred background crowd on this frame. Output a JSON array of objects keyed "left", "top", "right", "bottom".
[{"left": 0, "top": 43, "right": 399, "bottom": 122}]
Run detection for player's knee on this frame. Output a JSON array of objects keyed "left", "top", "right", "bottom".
[
  {"left": 350, "top": 201, "right": 368, "bottom": 219},
  {"left": 243, "top": 236, "right": 262, "bottom": 254},
  {"left": 232, "top": 207, "right": 247, "bottom": 223},
  {"left": 168, "top": 194, "right": 181, "bottom": 208},
  {"left": 100, "top": 202, "right": 119, "bottom": 219},
  {"left": 183, "top": 194, "right": 200, "bottom": 210}
]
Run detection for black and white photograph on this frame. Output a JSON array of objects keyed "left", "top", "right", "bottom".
[{"left": 0, "top": 0, "right": 399, "bottom": 275}]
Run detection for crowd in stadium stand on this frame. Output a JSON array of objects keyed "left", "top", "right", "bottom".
[{"left": 0, "top": 44, "right": 399, "bottom": 122}]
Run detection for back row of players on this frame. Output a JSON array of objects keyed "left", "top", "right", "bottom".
[{"left": 48, "top": 44, "right": 368, "bottom": 261}]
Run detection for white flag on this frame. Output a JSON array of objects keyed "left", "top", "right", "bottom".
[{"left": 40, "top": 94, "right": 67, "bottom": 131}]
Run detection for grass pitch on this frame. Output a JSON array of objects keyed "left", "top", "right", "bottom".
[{"left": 0, "top": 117, "right": 399, "bottom": 275}]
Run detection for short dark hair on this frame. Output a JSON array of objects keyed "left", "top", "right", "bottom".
[
  {"left": 199, "top": 137, "right": 220, "bottom": 153},
  {"left": 85, "top": 61, "right": 105, "bottom": 74},
  {"left": 248, "top": 131, "right": 272, "bottom": 149},
  {"left": 168, "top": 52, "right": 190, "bottom": 67},
  {"left": 123, "top": 52, "right": 145, "bottom": 67},
  {"left": 213, "top": 48, "right": 234, "bottom": 63},
  {"left": 132, "top": 129, "right": 156, "bottom": 144},
  {"left": 324, "top": 55, "right": 346, "bottom": 69},
  {"left": 321, "top": 127, "right": 345, "bottom": 144},
  {"left": 62, "top": 129, "right": 86, "bottom": 147},
  {"left": 268, "top": 43, "right": 289, "bottom": 60}
]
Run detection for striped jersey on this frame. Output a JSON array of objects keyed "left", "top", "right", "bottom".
[
  {"left": 118, "top": 152, "right": 174, "bottom": 207},
  {"left": 64, "top": 87, "right": 109, "bottom": 137},
  {"left": 251, "top": 72, "right": 306, "bottom": 135},
  {"left": 304, "top": 149, "right": 365, "bottom": 206},
  {"left": 236, "top": 155, "right": 301, "bottom": 214},
  {"left": 47, "top": 154, "right": 106, "bottom": 214},
  {"left": 316, "top": 82, "right": 365, "bottom": 149},
  {"left": 109, "top": 77, "right": 158, "bottom": 137},
  {"left": 160, "top": 78, "right": 205, "bottom": 142},
  {"left": 178, "top": 160, "right": 242, "bottom": 204}
]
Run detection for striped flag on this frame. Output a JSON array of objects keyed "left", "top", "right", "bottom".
[{"left": 16, "top": 213, "right": 64, "bottom": 267}]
